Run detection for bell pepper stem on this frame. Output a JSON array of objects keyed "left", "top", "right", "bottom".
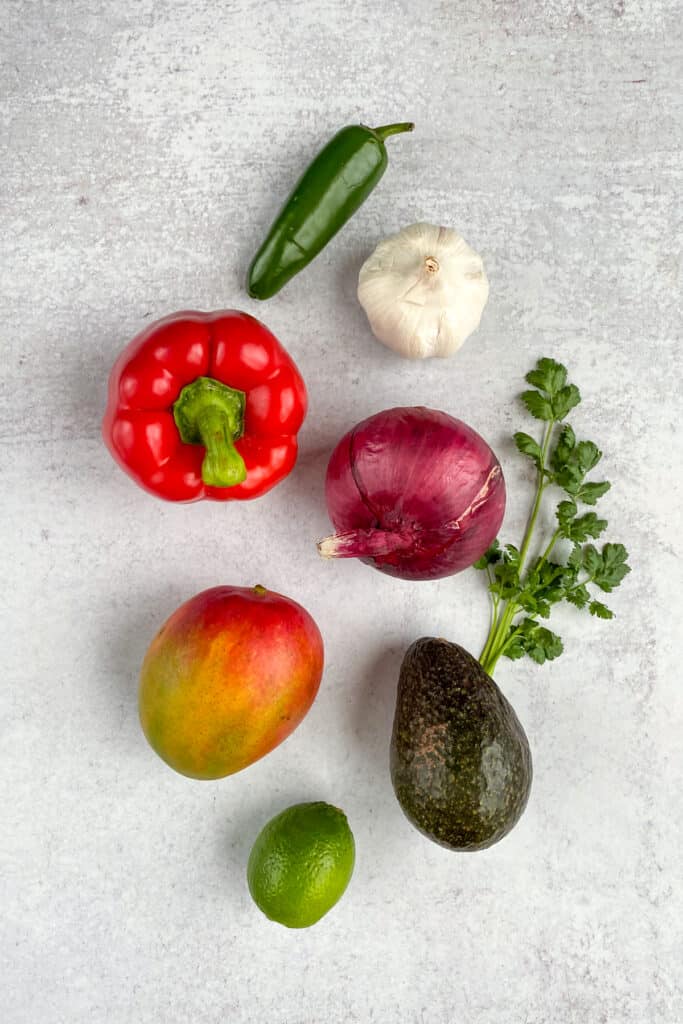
[
  {"left": 172, "top": 376, "right": 247, "bottom": 488},
  {"left": 195, "top": 406, "right": 247, "bottom": 487},
  {"left": 372, "top": 122, "right": 415, "bottom": 142}
]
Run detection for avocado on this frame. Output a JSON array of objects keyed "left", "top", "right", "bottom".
[{"left": 390, "top": 637, "right": 532, "bottom": 851}]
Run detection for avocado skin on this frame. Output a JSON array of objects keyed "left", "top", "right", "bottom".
[{"left": 390, "top": 637, "right": 532, "bottom": 851}]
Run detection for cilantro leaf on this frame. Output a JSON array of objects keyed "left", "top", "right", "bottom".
[
  {"left": 567, "top": 544, "right": 583, "bottom": 570},
  {"left": 581, "top": 543, "right": 630, "bottom": 592},
  {"left": 521, "top": 390, "right": 554, "bottom": 421},
  {"left": 504, "top": 544, "right": 521, "bottom": 567},
  {"left": 503, "top": 633, "right": 527, "bottom": 660},
  {"left": 508, "top": 620, "right": 564, "bottom": 665},
  {"left": 552, "top": 384, "right": 581, "bottom": 421},
  {"left": 529, "top": 627, "right": 564, "bottom": 663},
  {"left": 593, "top": 543, "right": 631, "bottom": 592},
  {"left": 582, "top": 544, "right": 603, "bottom": 576},
  {"left": 574, "top": 441, "right": 602, "bottom": 474},
  {"left": 516, "top": 560, "right": 567, "bottom": 618},
  {"left": 565, "top": 512, "right": 608, "bottom": 542},
  {"left": 556, "top": 499, "right": 578, "bottom": 533},
  {"left": 589, "top": 600, "right": 614, "bottom": 619},
  {"left": 577, "top": 481, "right": 611, "bottom": 506},
  {"left": 551, "top": 431, "right": 607, "bottom": 501},
  {"left": 555, "top": 463, "right": 584, "bottom": 496},
  {"left": 551, "top": 424, "right": 576, "bottom": 472},
  {"left": 603, "top": 543, "right": 629, "bottom": 569},
  {"left": 525, "top": 358, "right": 568, "bottom": 397},
  {"left": 473, "top": 539, "right": 501, "bottom": 570},
  {"left": 566, "top": 584, "right": 590, "bottom": 608},
  {"left": 514, "top": 431, "right": 542, "bottom": 467},
  {"left": 490, "top": 544, "right": 522, "bottom": 599}
]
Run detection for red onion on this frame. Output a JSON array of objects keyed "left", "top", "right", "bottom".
[{"left": 318, "top": 407, "right": 506, "bottom": 581}]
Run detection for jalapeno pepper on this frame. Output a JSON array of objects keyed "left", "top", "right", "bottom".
[{"left": 247, "top": 121, "right": 414, "bottom": 300}]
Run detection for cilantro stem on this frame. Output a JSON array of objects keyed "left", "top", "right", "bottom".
[
  {"left": 479, "top": 420, "right": 555, "bottom": 676},
  {"left": 481, "top": 601, "right": 518, "bottom": 675},
  {"left": 539, "top": 527, "right": 562, "bottom": 567},
  {"left": 479, "top": 566, "right": 500, "bottom": 665},
  {"left": 499, "top": 624, "right": 522, "bottom": 656},
  {"left": 566, "top": 572, "right": 596, "bottom": 595},
  {"left": 518, "top": 421, "right": 554, "bottom": 573}
]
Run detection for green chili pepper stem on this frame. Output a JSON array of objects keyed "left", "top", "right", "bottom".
[
  {"left": 172, "top": 376, "right": 247, "bottom": 487},
  {"left": 247, "top": 119, "right": 415, "bottom": 299},
  {"left": 372, "top": 122, "right": 415, "bottom": 141}
]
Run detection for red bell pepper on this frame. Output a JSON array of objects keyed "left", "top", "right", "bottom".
[{"left": 102, "top": 310, "right": 307, "bottom": 502}]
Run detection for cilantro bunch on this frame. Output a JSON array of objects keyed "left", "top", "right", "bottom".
[{"left": 475, "top": 358, "right": 630, "bottom": 676}]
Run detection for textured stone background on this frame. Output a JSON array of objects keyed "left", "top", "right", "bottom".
[{"left": 2, "top": 1, "right": 681, "bottom": 1022}]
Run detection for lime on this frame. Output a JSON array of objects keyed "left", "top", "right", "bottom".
[{"left": 247, "top": 802, "right": 355, "bottom": 928}]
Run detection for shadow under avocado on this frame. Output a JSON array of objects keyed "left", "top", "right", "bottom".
[{"left": 351, "top": 642, "right": 406, "bottom": 782}]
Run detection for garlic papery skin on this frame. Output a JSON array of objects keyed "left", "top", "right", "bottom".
[{"left": 357, "top": 223, "right": 489, "bottom": 359}]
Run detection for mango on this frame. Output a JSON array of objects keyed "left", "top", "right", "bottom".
[{"left": 139, "top": 585, "right": 324, "bottom": 779}]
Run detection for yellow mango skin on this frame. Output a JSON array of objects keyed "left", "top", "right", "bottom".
[{"left": 139, "top": 586, "right": 324, "bottom": 779}]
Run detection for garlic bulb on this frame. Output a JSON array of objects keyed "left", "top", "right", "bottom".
[{"left": 357, "top": 222, "right": 489, "bottom": 359}]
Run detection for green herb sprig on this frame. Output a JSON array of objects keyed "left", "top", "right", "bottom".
[{"left": 475, "top": 358, "right": 630, "bottom": 676}]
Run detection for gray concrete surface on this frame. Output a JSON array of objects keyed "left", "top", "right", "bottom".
[{"left": 2, "top": 1, "right": 682, "bottom": 1022}]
